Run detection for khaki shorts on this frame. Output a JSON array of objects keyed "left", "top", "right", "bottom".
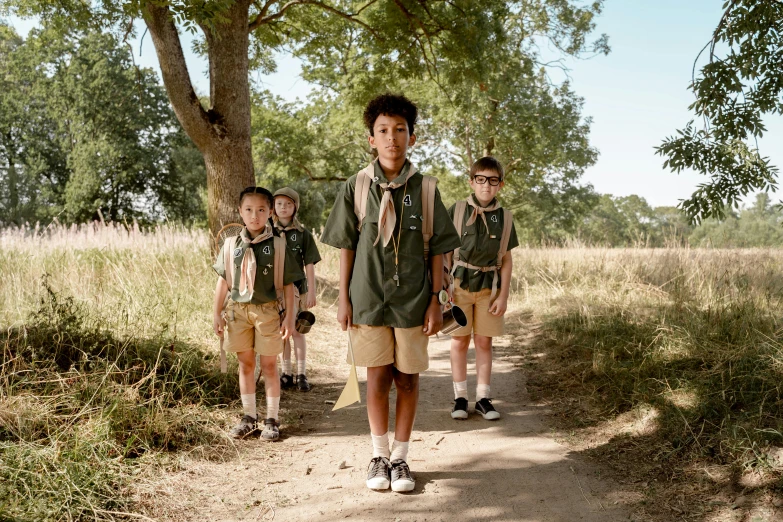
[
  {"left": 293, "top": 286, "right": 308, "bottom": 314},
  {"left": 348, "top": 325, "right": 429, "bottom": 374},
  {"left": 223, "top": 301, "right": 284, "bottom": 356},
  {"left": 451, "top": 280, "right": 505, "bottom": 338}
]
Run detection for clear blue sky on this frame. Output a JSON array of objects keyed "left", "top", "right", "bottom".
[{"left": 9, "top": 1, "right": 783, "bottom": 208}]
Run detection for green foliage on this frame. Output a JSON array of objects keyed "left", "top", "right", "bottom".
[
  {"left": 657, "top": 1, "right": 783, "bottom": 223},
  {"left": 0, "top": 24, "right": 206, "bottom": 226}
]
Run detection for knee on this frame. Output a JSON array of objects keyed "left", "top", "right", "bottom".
[
  {"left": 451, "top": 338, "right": 470, "bottom": 353},
  {"left": 394, "top": 373, "right": 419, "bottom": 394},
  {"left": 474, "top": 336, "right": 493, "bottom": 351},
  {"left": 260, "top": 358, "right": 277, "bottom": 375},
  {"left": 237, "top": 355, "right": 255, "bottom": 373}
]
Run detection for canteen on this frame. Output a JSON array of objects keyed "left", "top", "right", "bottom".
[
  {"left": 295, "top": 311, "right": 316, "bottom": 334},
  {"left": 441, "top": 305, "right": 467, "bottom": 335}
]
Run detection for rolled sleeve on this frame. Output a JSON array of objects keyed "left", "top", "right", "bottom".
[{"left": 321, "top": 177, "right": 359, "bottom": 250}]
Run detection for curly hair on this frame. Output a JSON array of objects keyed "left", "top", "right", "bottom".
[{"left": 363, "top": 93, "right": 418, "bottom": 136}]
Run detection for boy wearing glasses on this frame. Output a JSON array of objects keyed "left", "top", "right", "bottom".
[{"left": 445, "top": 157, "right": 519, "bottom": 420}]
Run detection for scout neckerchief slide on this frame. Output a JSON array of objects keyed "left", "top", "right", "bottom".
[{"left": 332, "top": 330, "right": 361, "bottom": 411}]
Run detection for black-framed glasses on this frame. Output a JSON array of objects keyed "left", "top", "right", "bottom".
[{"left": 473, "top": 175, "right": 502, "bottom": 186}]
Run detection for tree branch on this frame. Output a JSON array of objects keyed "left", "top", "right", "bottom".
[
  {"left": 248, "top": 0, "right": 382, "bottom": 41},
  {"left": 142, "top": 2, "right": 213, "bottom": 151}
]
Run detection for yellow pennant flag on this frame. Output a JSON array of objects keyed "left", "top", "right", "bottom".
[{"left": 332, "top": 331, "right": 361, "bottom": 411}]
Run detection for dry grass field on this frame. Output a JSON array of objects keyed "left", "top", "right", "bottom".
[{"left": 2, "top": 223, "right": 783, "bottom": 520}]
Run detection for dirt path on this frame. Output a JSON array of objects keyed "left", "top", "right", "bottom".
[{"left": 152, "top": 333, "right": 632, "bottom": 521}]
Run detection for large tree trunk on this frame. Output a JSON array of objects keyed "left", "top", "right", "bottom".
[{"left": 143, "top": 0, "right": 254, "bottom": 237}]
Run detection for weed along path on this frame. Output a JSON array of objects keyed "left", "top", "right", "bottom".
[{"left": 150, "top": 333, "right": 631, "bottom": 521}]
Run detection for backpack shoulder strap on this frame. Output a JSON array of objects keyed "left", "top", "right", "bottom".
[
  {"left": 497, "top": 208, "right": 513, "bottom": 267},
  {"left": 273, "top": 235, "right": 286, "bottom": 292},
  {"left": 420, "top": 175, "right": 437, "bottom": 259},
  {"left": 223, "top": 235, "right": 239, "bottom": 288},
  {"left": 354, "top": 168, "right": 374, "bottom": 232},
  {"left": 451, "top": 200, "right": 467, "bottom": 268}
]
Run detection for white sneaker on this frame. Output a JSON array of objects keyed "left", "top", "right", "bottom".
[
  {"left": 390, "top": 459, "right": 415, "bottom": 492},
  {"left": 366, "top": 456, "right": 391, "bottom": 490}
]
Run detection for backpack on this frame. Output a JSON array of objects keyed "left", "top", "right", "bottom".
[
  {"left": 353, "top": 162, "right": 438, "bottom": 259},
  {"left": 218, "top": 234, "right": 286, "bottom": 372}
]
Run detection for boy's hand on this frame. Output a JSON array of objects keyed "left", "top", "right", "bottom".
[
  {"left": 306, "top": 290, "right": 316, "bottom": 309},
  {"left": 423, "top": 298, "right": 443, "bottom": 336},
  {"left": 337, "top": 297, "right": 353, "bottom": 331},
  {"left": 488, "top": 296, "right": 508, "bottom": 317},
  {"left": 280, "top": 313, "right": 295, "bottom": 341},
  {"left": 213, "top": 313, "right": 226, "bottom": 338}
]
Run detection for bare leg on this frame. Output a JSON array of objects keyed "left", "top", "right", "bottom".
[
  {"left": 260, "top": 354, "right": 280, "bottom": 399},
  {"left": 474, "top": 334, "right": 493, "bottom": 386},
  {"left": 450, "top": 335, "right": 471, "bottom": 383},
  {"left": 366, "top": 365, "right": 394, "bottom": 435},
  {"left": 237, "top": 350, "right": 256, "bottom": 395},
  {"left": 392, "top": 369, "right": 419, "bottom": 443},
  {"left": 292, "top": 331, "right": 306, "bottom": 372}
]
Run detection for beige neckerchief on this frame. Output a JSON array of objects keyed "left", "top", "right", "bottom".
[
  {"left": 238, "top": 224, "right": 274, "bottom": 296},
  {"left": 274, "top": 216, "right": 303, "bottom": 233},
  {"left": 373, "top": 159, "right": 417, "bottom": 247},
  {"left": 465, "top": 194, "right": 501, "bottom": 235}
]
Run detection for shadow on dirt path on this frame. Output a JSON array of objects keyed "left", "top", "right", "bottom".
[{"left": 146, "top": 315, "right": 636, "bottom": 521}]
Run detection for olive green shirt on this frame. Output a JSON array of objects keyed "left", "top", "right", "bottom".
[
  {"left": 213, "top": 231, "right": 304, "bottom": 305},
  {"left": 275, "top": 222, "right": 322, "bottom": 294},
  {"left": 321, "top": 160, "right": 461, "bottom": 328},
  {"left": 448, "top": 195, "right": 519, "bottom": 293}
]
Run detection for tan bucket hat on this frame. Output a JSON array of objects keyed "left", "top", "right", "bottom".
[{"left": 273, "top": 187, "right": 300, "bottom": 212}]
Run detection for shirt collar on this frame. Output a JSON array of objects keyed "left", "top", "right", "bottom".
[
  {"left": 471, "top": 193, "right": 497, "bottom": 209},
  {"left": 372, "top": 158, "right": 412, "bottom": 186}
]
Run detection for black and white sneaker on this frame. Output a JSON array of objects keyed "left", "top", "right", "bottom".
[
  {"left": 296, "top": 374, "right": 311, "bottom": 392},
  {"left": 280, "top": 373, "right": 295, "bottom": 389},
  {"left": 365, "top": 456, "right": 391, "bottom": 490},
  {"left": 451, "top": 397, "right": 469, "bottom": 419},
  {"left": 475, "top": 398, "right": 500, "bottom": 420},
  {"left": 390, "top": 459, "right": 415, "bottom": 492},
  {"left": 229, "top": 415, "right": 258, "bottom": 439},
  {"left": 260, "top": 418, "right": 280, "bottom": 441}
]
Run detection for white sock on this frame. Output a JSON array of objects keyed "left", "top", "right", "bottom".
[
  {"left": 266, "top": 395, "right": 280, "bottom": 421},
  {"left": 453, "top": 380, "right": 468, "bottom": 400},
  {"left": 390, "top": 439, "right": 409, "bottom": 462},
  {"left": 371, "top": 432, "right": 391, "bottom": 459},
  {"left": 296, "top": 359, "right": 306, "bottom": 376},
  {"left": 282, "top": 359, "right": 292, "bottom": 375},
  {"left": 241, "top": 393, "right": 257, "bottom": 419},
  {"left": 476, "top": 384, "right": 491, "bottom": 401}
]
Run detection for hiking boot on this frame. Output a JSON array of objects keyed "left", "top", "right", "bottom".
[
  {"left": 365, "top": 456, "right": 391, "bottom": 490},
  {"left": 451, "top": 397, "right": 469, "bottom": 419},
  {"left": 280, "top": 373, "right": 295, "bottom": 389},
  {"left": 296, "top": 374, "right": 311, "bottom": 392},
  {"left": 390, "top": 459, "right": 415, "bottom": 492},
  {"left": 475, "top": 398, "right": 500, "bottom": 420},
  {"left": 260, "top": 418, "right": 280, "bottom": 441},
  {"left": 229, "top": 415, "right": 258, "bottom": 439}
]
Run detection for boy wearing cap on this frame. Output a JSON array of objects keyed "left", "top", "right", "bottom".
[
  {"left": 273, "top": 187, "right": 322, "bottom": 391},
  {"left": 321, "top": 93, "right": 460, "bottom": 493}
]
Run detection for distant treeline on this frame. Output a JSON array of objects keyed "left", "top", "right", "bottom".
[{"left": 3, "top": 25, "right": 782, "bottom": 248}]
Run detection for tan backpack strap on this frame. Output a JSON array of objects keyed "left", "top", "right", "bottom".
[
  {"left": 497, "top": 209, "right": 513, "bottom": 268},
  {"left": 451, "top": 200, "right": 467, "bottom": 275},
  {"left": 223, "top": 235, "right": 239, "bottom": 292},
  {"left": 420, "top": 175, "right": 437, "bottom": 259},
  {"left": 354, "top": 168, "right": 373, "bottom": 231},
  {"left": 273, "top": 235, "right": 286, "bottom": 313}
]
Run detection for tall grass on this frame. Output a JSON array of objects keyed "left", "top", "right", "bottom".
[
  {"left": 3, "top": 224, "right": 783, "bottom": 518},
  {"left": 513, "top": 247, "right": 783, "bottom": 473}
]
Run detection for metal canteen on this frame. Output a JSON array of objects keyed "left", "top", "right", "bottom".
[
  {"left": 295, "top": 311, "right": 316, "bottom": 334},
  {"left": 441, "top": 304, "right": 467, "bottom": 335}
]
